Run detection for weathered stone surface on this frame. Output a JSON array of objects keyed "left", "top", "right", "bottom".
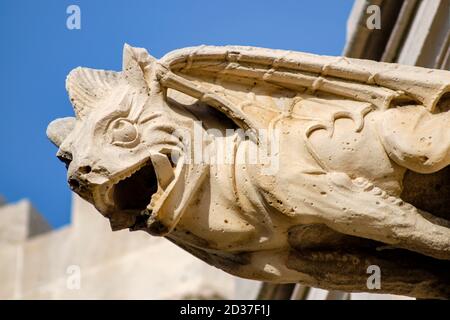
[{"left": 48, "top": 44, "right": 450, "bottom": 299}]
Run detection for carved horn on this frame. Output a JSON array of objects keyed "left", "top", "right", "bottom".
[
  {"left": 46, "top": 117, "right": 76, "bottom": 147},
  {"left": 122, "top": 43, "right": 156, "bottom": 88},
  {"left": 66, "top": 67, "right": 122, "bottom": 119},
  {"left": 65, "top": 44, "right": 156, "bottom": 120}
]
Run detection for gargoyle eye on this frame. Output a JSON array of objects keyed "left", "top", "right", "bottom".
[{"left": 110, "top": 118, "right": 138, "bottom": 146}]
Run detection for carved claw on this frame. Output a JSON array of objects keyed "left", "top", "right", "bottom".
[{"left": 322, "top": 172, "right": 450, "bottom": 260}]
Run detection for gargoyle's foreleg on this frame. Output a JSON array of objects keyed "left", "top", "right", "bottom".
[
  {"left": 378, "top": 106, "right": 450, "bottom": 174},
  {"left": 310, "top": 172, "right": 450, "bottom": 260}
]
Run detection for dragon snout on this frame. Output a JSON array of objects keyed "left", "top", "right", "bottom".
[
  {"left": 68, "top": 171, "right": 94, "bottom": 203},
  {"left": 57, "top": 148, "right": 109, "bottom": 191},
  {"left": 56, "top": 149, "right": 93, "bottom": 197}
]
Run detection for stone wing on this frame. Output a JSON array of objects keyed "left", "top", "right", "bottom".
[{"left": 157, "top": 45, "right": 450, "bottom": 135}]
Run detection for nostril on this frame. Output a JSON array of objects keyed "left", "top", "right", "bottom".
[
  {"left": 68, "top": 178, "right": 80, "bottom": 190},
  {"left": 79, "top": 166, "right": 92, "bottom": 174}
]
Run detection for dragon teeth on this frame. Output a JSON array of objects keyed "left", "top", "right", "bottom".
[{"left": 111, "top": 161, "right": 148, "bottom": 185}]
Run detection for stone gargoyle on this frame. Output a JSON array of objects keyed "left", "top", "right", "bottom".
[{"left": 47, "top": 44, "right": 450, "bottom": 299}]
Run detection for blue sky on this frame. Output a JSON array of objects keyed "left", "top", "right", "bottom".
[{"left": 0, "top": 0, "right": 354, "bottom": 228}]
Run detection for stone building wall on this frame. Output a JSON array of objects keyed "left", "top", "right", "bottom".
[{"left": 0, "top": 195, "right": 260, "bottom": 299}]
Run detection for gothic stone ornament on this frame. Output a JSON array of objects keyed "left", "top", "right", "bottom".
[{"left": 47, "top": 45, "right": 450, "bottom": 299}]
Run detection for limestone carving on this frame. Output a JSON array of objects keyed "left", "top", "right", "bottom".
[{"left": 47, "top": 45, "right": 450, "bottom": 299}]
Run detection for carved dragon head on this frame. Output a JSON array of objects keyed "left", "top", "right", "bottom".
[{"left": 47, "top": 45, "right": 205, "bottom": 233}]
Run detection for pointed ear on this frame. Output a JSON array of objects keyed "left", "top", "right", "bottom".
[
  {"left": 122, "top": 43, "right": 155, "bottom": 88},
  {"left": 66, "top": 45, "right": 155, "bottom": 120},
  {"left": 46, "top": 117, "right": 76, "bottom": 147},
  {"left": 66, "top": 67, "right": 122, "bottom": 119}
]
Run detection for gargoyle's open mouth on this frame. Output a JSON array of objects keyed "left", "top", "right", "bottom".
[
  {"left": 93, "top": 151, "right": 190, "bottom": 233},
  {"left": 113, "top": 161, "right": 158, "bottom": 213}
]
